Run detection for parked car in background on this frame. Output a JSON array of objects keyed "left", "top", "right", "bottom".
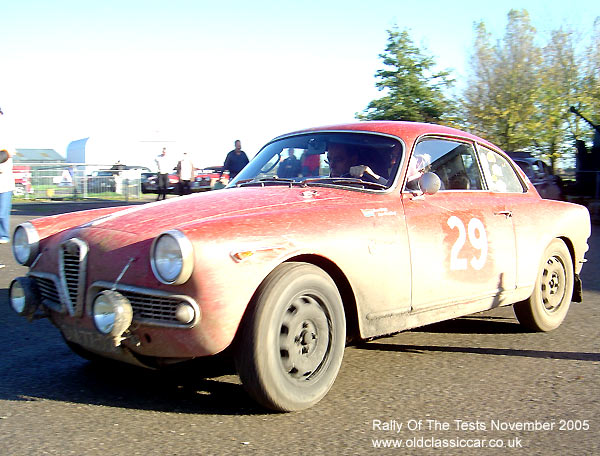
[
  {"left": 141, "top": 166, "right": 229, "bottom": 194},
  {"left": 9, "top": 121, "right": 591, "bottom": 411},
  {"left": 191, "top": 166, "right": 229, "bottom": 191},
  {"left": 12, "top": 165, "right": 33, "bottom": 196},
  {"left": 86, "top": 170, "right": 118, "bottom": 193},
  {"left": 508, "top": 153, "right": 563, "bottom": 200}
]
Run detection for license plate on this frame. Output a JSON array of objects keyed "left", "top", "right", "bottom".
[{"left": 61, "top": 325, "right": 119, "bottom": 354}]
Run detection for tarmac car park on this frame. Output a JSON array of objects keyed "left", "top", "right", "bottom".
[{"left": 8, "top": 121, "right": 591, "bottom": 411}]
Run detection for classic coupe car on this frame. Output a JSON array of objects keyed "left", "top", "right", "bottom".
[{"left": 9, "top": 122, "right": 591, "bottom": 411}]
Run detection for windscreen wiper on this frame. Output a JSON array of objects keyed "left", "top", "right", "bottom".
[
  {"left": 236, "top": 177, "right": 300, "bottom": 187},
  {"left": 302, "top": 177, "right": 388, "bottom": 190}
]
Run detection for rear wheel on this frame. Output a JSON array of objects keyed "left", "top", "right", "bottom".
[
  {"left": 514, "top": 239, "right": 573, "bottom": 331},
  {"left": 235, "top": 262, "right": 346, "bottom": 412}
]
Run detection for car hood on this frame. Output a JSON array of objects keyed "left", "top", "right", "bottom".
[{"left": 84, "top": 187, "right": 342, "bottom": 236}]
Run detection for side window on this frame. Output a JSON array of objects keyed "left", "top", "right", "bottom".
[
  {"left": 407, "top": 138, "right": 484, "bottom": 191},
  {"left": 478, "top": 147, "right": 525, "bottom": 193}
]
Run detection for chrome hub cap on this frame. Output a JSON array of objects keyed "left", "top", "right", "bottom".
[
  {"left": 279, "top": 295, "right": 331, "bottom": 381},
  {"left": 541, "top": 256, "right": 566, "bottom": 313}
]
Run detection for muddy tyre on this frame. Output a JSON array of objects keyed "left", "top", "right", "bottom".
[
  {"left": 514, "top": 239, "right": 573, "bottom": 332},
  {"left": 235, "top": 262, "right": 346, "bottom": 411}
]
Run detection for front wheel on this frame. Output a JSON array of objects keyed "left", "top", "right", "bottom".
[
  {"left": 513, "top": 239, "right": 574, "bottom": 331},
  {"left": 235, "top": 262, "right": 346, "bottom": 412}
]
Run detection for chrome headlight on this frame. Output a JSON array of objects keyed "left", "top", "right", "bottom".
[
  {"left": 150, "top": 230, "right": 194, "bottom": 285},
  {"left": 12, "top": 223, "right": 40, "bottom": 266},
  {"left": 92, "top": 290, "right": 133, "bottom": 338}
]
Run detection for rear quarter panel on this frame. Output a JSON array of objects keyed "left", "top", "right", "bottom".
[{"left": 511, "top": 194, "right": 590, "bottom": 290}]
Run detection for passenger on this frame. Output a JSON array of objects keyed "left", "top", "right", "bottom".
[
  {"left": 405, "top": 153, "right": 432, "bottom": 190},
  {"left": 278, "top": 148, "right": 301, "bottom": 178},
  {"left": 300, "top": 149, "right": 320, "bottom": 177}
]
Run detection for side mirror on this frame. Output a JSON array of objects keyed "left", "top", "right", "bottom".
[
  {"left": 419, "top": 172, "right": 441, "bottom": 195},
  {"left": 0, "top": 150, "right": 8, "bottom": 164}
]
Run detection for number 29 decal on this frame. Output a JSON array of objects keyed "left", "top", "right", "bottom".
[{"left": 447, "top": 216, "right": 488, "bottom": 271}]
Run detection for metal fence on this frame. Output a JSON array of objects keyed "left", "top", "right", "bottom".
[{"left": 13, "top": 163, "right": 150, "bottom": 201}]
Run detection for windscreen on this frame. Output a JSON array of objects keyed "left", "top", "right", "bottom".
[{"left": 229, "top": 132, "right": 402, "bottom": 190}]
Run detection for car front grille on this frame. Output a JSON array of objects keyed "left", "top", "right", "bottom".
[
  {"left": 36, "top": 276, "right": 60, "bottom": 305},
  {"left": 30, "top": 239, "right": 198, "bottom": 327},
  {"left": 120, "top": 290, "right": 188, "bottom": 324},
  {"left": 60, "top": 239, "right": 88, "bottom": 316},
  {"left": 89, "top": 282, "right": 199, "bottom": 328},
  {"left": 62, "top": 247, "right": 80, "bottom": 305}
]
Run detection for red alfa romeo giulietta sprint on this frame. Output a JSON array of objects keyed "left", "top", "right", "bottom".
[{"left": 9, "top": 122, "right": 591, "bottom": 411}]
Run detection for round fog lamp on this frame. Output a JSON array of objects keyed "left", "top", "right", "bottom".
[
  {"left": 92, "top": 290, "right": 133, "bottom": 338},
  {"left": 9, "top": 277, "right": 39, "bottom": 318}
]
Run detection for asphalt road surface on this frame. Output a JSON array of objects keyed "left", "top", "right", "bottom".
[{"left": 1, "top": 201, "right": 598, "bottom": 455}]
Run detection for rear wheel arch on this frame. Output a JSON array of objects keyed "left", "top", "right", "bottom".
[
  {"left": 514, "top": 238, "right": 574, "bottom": 332},
  {"left": 558, "top": 236, "right": 576, "bottom": 270}
]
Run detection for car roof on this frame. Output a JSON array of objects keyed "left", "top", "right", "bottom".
[{"left": 275, "top": 121, "right": 501, "bottom": 152}]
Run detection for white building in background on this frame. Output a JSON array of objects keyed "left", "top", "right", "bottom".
[{"left": 66, "top": 133, "right": 178, "bottom": 172}]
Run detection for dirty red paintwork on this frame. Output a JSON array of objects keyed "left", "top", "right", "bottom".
[{"left": 16, "top": 121, "right": 591, "bottom": 364}]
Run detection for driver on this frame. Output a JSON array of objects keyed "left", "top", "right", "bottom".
[{"left": 327, "top": 143, "right": 387, "bottom": 185}]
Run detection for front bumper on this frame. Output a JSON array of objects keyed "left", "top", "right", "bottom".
[{"left": 9, "top": 272, "right": 203, "bottom": 366}]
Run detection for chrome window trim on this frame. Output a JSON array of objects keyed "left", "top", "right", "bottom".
[
  {"left": 405, "top": 135, "right": 486, "bottom": 193},
  {"left": 475, "top": 143, "right": 528, "bottom": 193}
]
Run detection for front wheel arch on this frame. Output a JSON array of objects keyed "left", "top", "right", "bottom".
[
  {"left": 234, "top": 262, "right": 347, "bottom": 411},
  {"left": 284, "top": 254, "right": 360, "bottom": 343}
]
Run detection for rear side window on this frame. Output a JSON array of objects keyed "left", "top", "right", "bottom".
[
  {"left": 408, "top": 138, "right": 484, "bottom": 191},
  {"left": 478, "top": 146, "right": 525, "bottom": 193}
]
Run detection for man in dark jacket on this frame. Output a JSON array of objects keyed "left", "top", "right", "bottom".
[{"left": 222, "top": 140, "right": 249, "bottom": 180}]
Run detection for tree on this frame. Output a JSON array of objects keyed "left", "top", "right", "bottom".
[
  {"left": 584, "top": 18, "right": 600, "bottom": 116},
  {"left": 572, "top": 17, "right": 600, "bottom": 140},
  {"left": 462, "top": 10, "right": 541, "bottom": 152},
  {"left": 356, "top": 28, "right": 455, "bottom": 123},
  {"left": 536, "top": 28, "right": 581, "bottom": 170}
]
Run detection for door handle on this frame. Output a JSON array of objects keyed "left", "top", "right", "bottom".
[{"left": 494, "top": 210, "right": 513, "bottom": 218}]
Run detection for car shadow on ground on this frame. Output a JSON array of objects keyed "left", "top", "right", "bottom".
[
  {"left": 0, "top": 352, "right": 269, "bottom": 415},
  {"left": 0, "top": 286, "right": 267, "bottom": 416},
  {"left": 353, "top": 314, "right": 600, "bottom": 362},
  {"left": 354, "top": 341, "right": 600, "bottom": 362}
]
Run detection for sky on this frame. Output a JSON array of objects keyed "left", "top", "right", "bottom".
[{"left": 0, "top": 0, "right": 597, "bottom": 170}]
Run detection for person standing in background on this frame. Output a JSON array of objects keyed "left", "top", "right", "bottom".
[
  {"left": 222, "top": 140, "right": 249, "bottom": 180},
  {"left": 0, "top": 106, "right": 15, "bottom": 268},
  {"left": 155, "top": 147, "right": 170, "bottom": 201},
  {"left": 176, "top": 152, "right": 195, "bottom": 195},
  {"left": 0, "top": 148, "right": 13, "bottom": 246}
]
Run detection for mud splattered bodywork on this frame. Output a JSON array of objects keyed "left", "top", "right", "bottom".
[{"left": 9, "top": 121, "right": 591, "bottom": 411}]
